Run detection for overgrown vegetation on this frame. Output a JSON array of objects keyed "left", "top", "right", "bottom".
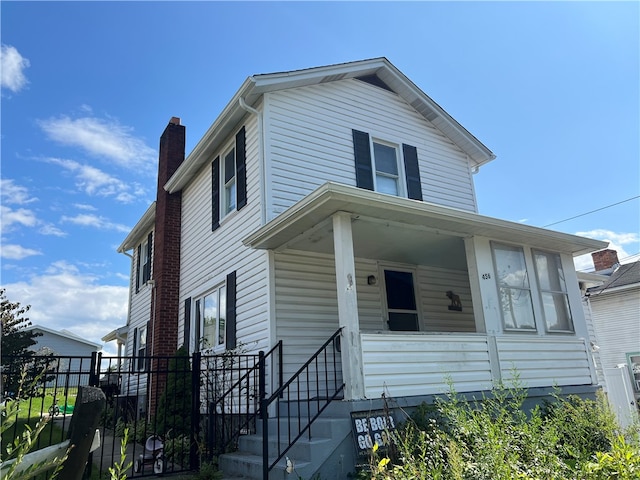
[{"left": 363, "top": 380, "right": 640, "bottom": 480}]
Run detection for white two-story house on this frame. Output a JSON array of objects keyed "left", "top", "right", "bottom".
[{"left": 113, "top": 58, "right": 607, "bottom": 478}]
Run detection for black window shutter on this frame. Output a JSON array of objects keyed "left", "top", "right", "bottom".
[
  {"left": 236, "top": 126, "right": 247, "bottom": 211},
  {"left": 402, "top": 144, "right": 423, "bottom": 201},
  {"left": 352, "top": 130, "right": 374, "bottom": 190},
  {"left": 225, "top": 271, "right": 237, "bottom": 350},
  {"left": 135, "top": 245, "right": 141, "bottom": 293},
  {"left": 144, "top": 232, "right": 153, "bottom": 282},
  {"left": 183, "top": 298, "right": 191, "bottom": 352},
  {"left": 211, "top": 157, "right": 220, "bottom": 231}
]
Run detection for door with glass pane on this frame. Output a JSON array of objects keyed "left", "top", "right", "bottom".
[{"left": 384, "top": 269, "right": 419, "bottom": 331}]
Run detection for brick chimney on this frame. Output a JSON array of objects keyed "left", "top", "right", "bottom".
[
  {"left": 592, "top": 249, "right": 619, "bottom": 272},
  {"left": 149, "top": 117, "right": 184, "bottom": 411}
]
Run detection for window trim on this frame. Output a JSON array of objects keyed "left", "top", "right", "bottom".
[
  {"left": 192, "top": 282, "right": 227, "bottom": 353},
  {"left": 491, "top": 242, "right": 538, "bottom": 332},
  {"left": 211, "top": 126, "right": 246, "bottom": 232},
  {"left": 371, "top": 138, "right": 406, "bottom": 197},
  {"left": 532, "top": 249, "right": 574, "bottom": 333}
]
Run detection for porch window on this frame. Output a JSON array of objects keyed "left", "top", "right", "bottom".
[
  {"left": 492, "top": 243, "right": 536, "bottom": 330},
  {"left": 195, "top": 284, "right": 227, "bottom": 351},
  {"left": 533, "top": 250, "right": 573, "bottom": 332}
]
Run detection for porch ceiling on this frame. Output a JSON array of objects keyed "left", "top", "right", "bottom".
[{"left": 243, "top": 183, "right": 608, "bottom": 262}]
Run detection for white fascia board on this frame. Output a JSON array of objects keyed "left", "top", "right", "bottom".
[
  {"left": 242, "top": 182, "right": 608, "bottom": 256},
  {"left": 117, "top": 202, "right": 156, "bottom": 253},
  {"left": 165, "top": 78, "right": 255, "bottom": 193}
]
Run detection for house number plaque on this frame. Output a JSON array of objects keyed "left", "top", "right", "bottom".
[{"left": 482, "top": 273, "right": 491, "bottom": 279}]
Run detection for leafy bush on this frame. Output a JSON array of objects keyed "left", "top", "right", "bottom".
[
  {"left": 366, "top": 380, "right": 639, "bottom": 480},
  {"left": 155, "top": 346, "right": 192, "bottom": 437}
]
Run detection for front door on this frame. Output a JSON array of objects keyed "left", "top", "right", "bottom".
[{"left": 384, "top": 269, "right": 419, "bottom": 331}]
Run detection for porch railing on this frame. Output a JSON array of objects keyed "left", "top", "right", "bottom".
[
  {"left": 260, "top": 328, "right": 345, "bottom": 479},
  {"left": 204, "top": 341, "right": 283, "bottom": 458}
]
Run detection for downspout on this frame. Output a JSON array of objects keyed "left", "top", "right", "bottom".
[{"left": 239, "top": 96, "right": 267, "bottom": 225}]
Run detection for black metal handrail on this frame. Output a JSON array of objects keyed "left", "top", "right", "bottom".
[
  {"left": 261, "top": 328, "right": 344, "bottom": 479},
  {"left": 206, "top": 341, "right": 283, "bottom": 456}
]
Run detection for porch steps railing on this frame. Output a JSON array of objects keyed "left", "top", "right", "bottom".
[{"left": 218, "top": 328, "right": 346, "bottom": 480}]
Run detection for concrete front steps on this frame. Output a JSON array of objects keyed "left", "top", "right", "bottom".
[{"left": 218, "top": 412, "right": 353, "bottom": 480}]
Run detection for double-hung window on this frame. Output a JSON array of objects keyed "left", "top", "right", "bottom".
[
  {"left": 223, "top": 148, "right": 236, "bottom": 215},
  {"left": 212, "top": 127, "right": 246, "bottom": 231},
  {"left": 132, "top": 325, "right": 147, "bottom": 371},
  {"left": 492, "top": 243, "right": 536, "bottom": 330},
  {"left": 195, "top": 284, "right": 227, "bottom": 351},
  {"left": 352, "top": 129, "right": 423, "bottom": 201},
  {"left": 135, "top": 232, "right": 153, "bottom": 293},
  {"left": 533, "top": 250, "right": 573, "bottom": 332},
  {"left": 372, "top": 141, "right": 401, "bottom": 196}
]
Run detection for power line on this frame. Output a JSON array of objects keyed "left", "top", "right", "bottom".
[{"left": 542, "top": 195, "right": 640, "bottom": 228}]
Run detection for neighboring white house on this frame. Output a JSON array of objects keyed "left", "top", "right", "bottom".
[
  {"left": 582, "top": 250, "right": 640, "bottom": 428},
  {"left": 26, "top": 325, "right": 102, "bottom": 388},
  {"left": 112, "top": 58, "right": 609, "bottom": 478}
]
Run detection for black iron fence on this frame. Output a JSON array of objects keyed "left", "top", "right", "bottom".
[{"left": 1, "top": 348, "right": 278, "bottom": 478}]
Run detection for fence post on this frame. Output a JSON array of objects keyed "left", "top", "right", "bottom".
[
  {"left": 259, "top": 351, "right": 268, "bottom": 480},
  {"left": 190, "top": 351, "right": 201, "bottom": 470},
  {"left": 89, "top": 351, "right": 100, "bottom": 387}
]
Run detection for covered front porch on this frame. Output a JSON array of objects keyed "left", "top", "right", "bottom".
[{"left": 244, "top": 182, "right": 607, "bottom": 401}]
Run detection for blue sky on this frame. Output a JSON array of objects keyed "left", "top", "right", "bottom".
[{"left": 1, "top": 2, "right": 638, "bottom": 355}]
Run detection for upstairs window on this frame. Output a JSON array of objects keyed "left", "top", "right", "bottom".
[
  {"left": 212, "top": 127, "right": 246, "bottom": 231},
  {"left": 223, "top": 148, "right": 236, "bottom": 214},
  {"left": 533, "top": 250, "right": 573, "bottom": 332},
  {"left": 492, "top": 243, "right": 536, "bottom": 331},
  {"left": 352, "top": 130, "right": 422, "bottom": 201},
  {"left": 135, "top": 232, "right": 153, "bottom": 293},
  {"left": 373, "top": 141, "right": 401, "bottom": 196}
]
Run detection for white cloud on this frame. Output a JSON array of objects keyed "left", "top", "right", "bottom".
[
  {"left": 73, "top": 203, "right": 98, "bottom": 211},
  {"left": 38, "top": 115, "right": 156, "bottom": 172},
  {"left": 0, "top": 244, "right": 42, "bottom": 260},
  {"left": 0, "top": 205, "right": 38, "bottom": 231},
  {"left": 45, "top": 157, "right": 145, "bottom": 203},
  {"left": 61, "top": 213, "right": 130, "bottom": 233},
  {"left": 1, "top": 179, "right": 38, "bottom": 205},
  {"left": 0, "top": 44, "right": 30, "bottom": 93},
  {"left": 2, "top": 261, "right": 128, "bottom": 350},
  {"left": 39, "top": 223, "right": 67, "bottom": 237}
]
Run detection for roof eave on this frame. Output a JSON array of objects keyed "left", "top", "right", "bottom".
[
  {"left": 165, "top": 58, "right": 495, "bottom": 193},
  {"left": 117, "top": 202, "right": 156, "bottom": 253},
  {"left": 243, "top": 182, "right": 607, "bottom": 257}
]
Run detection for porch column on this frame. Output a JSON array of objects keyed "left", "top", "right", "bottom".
[
  {"left": 332, "top": 211, "right": 365, "bottom": 400},
  {"left": 464, "top": 236, "right": 502, "bottom": 384}
]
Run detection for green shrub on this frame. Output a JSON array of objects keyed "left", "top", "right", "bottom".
[
  {"left": 367, "top": 381, "right": 633, "bottom": 480},
  {"left": 155, "top": 346, "right": 192, "bottom": 437}
]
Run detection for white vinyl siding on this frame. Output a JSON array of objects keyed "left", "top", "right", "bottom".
[
  {"left": 589, "top": 288, "right": 640, "bottom": 391},
  {"left": 274, "top": 250, "right": 479, "bottom": 390},
  {"left": 264, "top": 79, "right": 476, "bottom": 219},
  {"left": 178, "top": 113, "right": 270, "bottom": 355}
]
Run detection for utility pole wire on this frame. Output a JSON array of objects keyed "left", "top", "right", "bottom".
[{"left": 542, "top": 195, "right": 640, "bottom": 228}]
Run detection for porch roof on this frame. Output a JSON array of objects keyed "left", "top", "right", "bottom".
[{"left": 243, "top": 183, "right": 608, "bottom": 266}]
